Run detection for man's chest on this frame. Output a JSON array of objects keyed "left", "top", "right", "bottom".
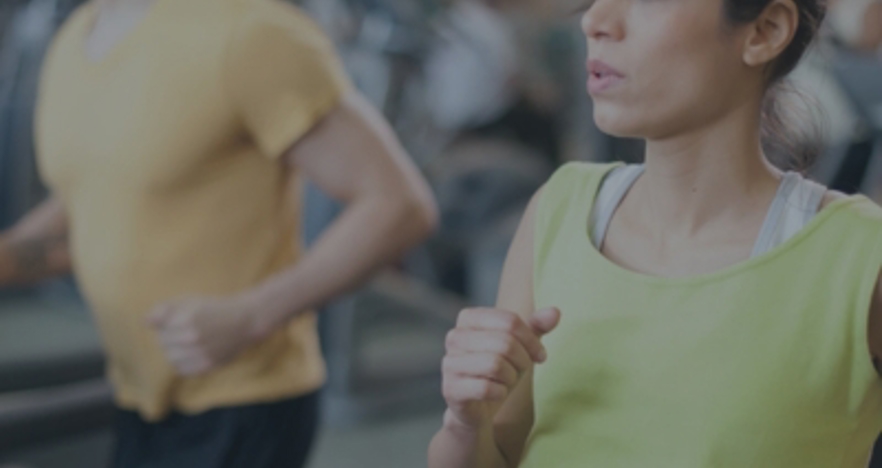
[{"left": 36, "top": 44, "right": 241, "bottom": 193}]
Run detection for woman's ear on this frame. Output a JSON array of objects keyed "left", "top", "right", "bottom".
[{"left": 741, "top": 0, "right": 800, "bottom": 68}]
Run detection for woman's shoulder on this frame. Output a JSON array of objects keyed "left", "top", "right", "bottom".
[
  {"left": 813, "top": 189, "right": 882, "bottom": 256},
  {"left": 543, "top": 161, "right": 622, "bottom": 194},
  {"left": 820, "top": 189, "right": 849, "bottom": 209},
  {"left": 533, "top": 162, "right": 624, "bottom": 232},
  {"left": 823, "top": 189, "right": 882, "bottom": 224},
  {"left": 550, "top": 161, "right": 621, "bottom": 178}
]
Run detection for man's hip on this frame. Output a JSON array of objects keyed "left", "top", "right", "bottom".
[{"left": 111, "top": 391, "right": 321, "bottom": 468}]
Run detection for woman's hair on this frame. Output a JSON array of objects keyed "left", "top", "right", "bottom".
[{"left": 723, "top": 0, "right": 828, "bottom": 170}]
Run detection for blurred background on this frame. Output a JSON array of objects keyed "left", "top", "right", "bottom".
[{"left": 0, "top": 0, "right": 879, "bottom": 466}]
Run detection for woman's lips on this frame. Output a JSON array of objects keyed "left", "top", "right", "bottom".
[{"left": 587, "top": 59, "right": 625, "bottom": 94}]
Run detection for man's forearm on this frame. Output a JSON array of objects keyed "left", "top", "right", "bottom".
[
  {"left": 240, "top": 192, "right": 435, "bottom": 337},
  {"left": 0, "top": 199, "right": 72, "bottom": 287},
  {"left": 0, "top": 229, "right": 72, "bottom": 286}
]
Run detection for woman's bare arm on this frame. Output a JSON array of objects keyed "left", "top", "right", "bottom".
[{"left": 429, "top": 188, "right": 556, "bottom": 467}]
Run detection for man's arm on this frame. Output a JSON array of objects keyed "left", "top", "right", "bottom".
[
  {"left": 149, "top": 92, "right": 438, "bottom": 376},
  {"left": 857, "top": 2, "right": 882, "bottom": 51},
  {"left": 244, "top": 91, "right": 438, "bottom": 336},
  {"left": 0, "top": 197, "right": 72, "bottom": 287}
]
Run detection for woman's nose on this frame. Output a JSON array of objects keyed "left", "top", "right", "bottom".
[{"left": 581, "top": 0, "right": 626, "bottom": 42}]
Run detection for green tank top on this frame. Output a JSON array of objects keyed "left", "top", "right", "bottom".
[{"left": 522, "top": 163, "right": 882, "bottom": 468}]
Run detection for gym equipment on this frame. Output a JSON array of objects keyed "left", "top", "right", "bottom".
[
  {"left": 0, "top": 0, "right": 111, "bottom": 460},
  {"left": 319, "top": 272, "right": 464, "bottom": 426},
  {"left": 0, "top": 294, "right": 112, "bottom": 456},
  {"left": 426, "top": 138, "right": 552, "bottom": 301},
  {"left": 0, "top": 1, "right": 32, "bottom": 36},
  {"left": 0, "top": 295, "right": 103, "bottom": 394},
  {"left": 823, "top": 51, "right": 882, "bottom": 196},
  {"left": 0, "top": 0, "right": 85, "bottom": 230}
]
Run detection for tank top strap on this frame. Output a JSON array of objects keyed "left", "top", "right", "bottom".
[
  {"left": 752, "top": 172, "right": 829, "bottom": 257},
  {"left": 587, "top": 167, "right": 830, "bottom": 259},
  {"left": 590, "top": 164, "right": 645, "bottom": 249}
]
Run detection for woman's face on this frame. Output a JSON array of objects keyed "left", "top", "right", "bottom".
[{"left": 582, "top": 0, "right": 765, "bottom": 140}]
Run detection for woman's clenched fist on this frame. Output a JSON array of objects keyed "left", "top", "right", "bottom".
[{"left": 441, "top": 307, "right": 561, "bottom": 430}]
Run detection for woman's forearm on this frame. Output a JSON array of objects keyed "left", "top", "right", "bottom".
[{"left": 429, "top": 411, "right": 512, "bottom": 468}]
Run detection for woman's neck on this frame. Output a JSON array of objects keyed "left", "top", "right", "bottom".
[{"left": 634, "top": 99, "right": 782, "bottom": 237}]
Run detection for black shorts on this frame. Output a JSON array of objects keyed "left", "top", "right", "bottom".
[{"left": 111, "top": 392, "right": 320, "bottom": 468}]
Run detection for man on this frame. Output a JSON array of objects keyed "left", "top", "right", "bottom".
[{"left": 0, "top": 0, "right": 437, "bottom": 465}]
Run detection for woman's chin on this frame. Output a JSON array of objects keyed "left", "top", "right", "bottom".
[{"left": 592, "top": 110, "right": 645, "bottom": 139}]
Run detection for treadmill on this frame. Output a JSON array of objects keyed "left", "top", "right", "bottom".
[{"left": 826, "top": 51, "right": 882, "bottom": 196}]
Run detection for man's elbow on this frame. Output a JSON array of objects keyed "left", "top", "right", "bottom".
[
  {"left": 380, "top": 182, "right": 438, "bottom": 248},
  {"left": 400, "top": 187, "right": 439, "bottom": 242}
]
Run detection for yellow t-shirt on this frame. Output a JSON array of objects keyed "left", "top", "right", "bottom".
[{"left": 35, "top": 0, "right": 351, "bottom": 421}]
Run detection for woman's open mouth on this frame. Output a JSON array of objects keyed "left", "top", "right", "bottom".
[{"left": 587, "top": 59, "right": 625, "bottom": 94}]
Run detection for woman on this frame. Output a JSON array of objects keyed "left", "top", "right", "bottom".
[{"left": 429, "top": 0, "right": 882, "bottom": 466}]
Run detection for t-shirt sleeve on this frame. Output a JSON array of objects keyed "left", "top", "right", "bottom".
[{"left": 223, "top": 4, "right": 352, "bottom": 159}]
